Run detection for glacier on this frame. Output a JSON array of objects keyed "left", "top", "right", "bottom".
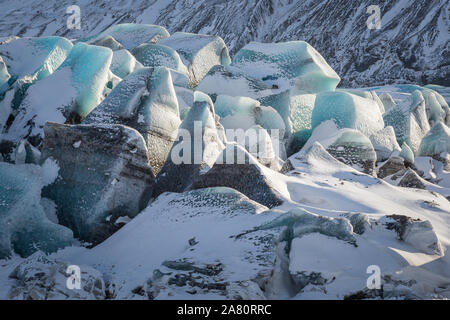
[{"left": 0, "top": 20, "right": 449, "bottom": 301}]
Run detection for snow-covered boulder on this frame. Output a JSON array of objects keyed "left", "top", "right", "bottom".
[
  {"left": 232, "top": 41, "right": 340, "bottom": 93},
  {"left": 41, "top": 122, "right": 155, "bottom": 244},
  {"left": 83, "top": 187, "right": 283, "bottom": 299},
  {"left": 312, "top": 91, "right": 384, "bottom": 138},
  {"left": 0, "top": 162, "right": 74, "bottom": 259},
  {"left": 159, "top": 32, "right": 231, "bottom": 86},
  {"left": 383, "top": 215, "right": 443, "bottom": 255},
  {"left": 84, "top": 67, "right": 181, "bottom": 175},
  {"left": 9, "top": 252, "right": 106, "bottom": 300},
  {"left": 85, "top": 23, "right": 170, "bottom": 51}
]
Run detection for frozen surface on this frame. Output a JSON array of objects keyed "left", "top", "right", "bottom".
[
  {"left": 84, "top": 23, "right": 170, "bottom": 51},
  {"left": 4, "top": 43, "right": 112, "bottom": 146},
  {"left": 41, "top": 122, "right": 154, "bottom": 244},
  {"left": 159, "top": 32, "right": 231, "bottom": 86},
  {"left": 84, "top": 67, "right": 180, "bottom": 175},
  {"left": 312, "top": 91, "right": 384, "bottom": 138},
  {"left": 132, "top": 43, "right": 189, "bottom": 80},
  {"left": 0, "top": 162, "right": 73, "bottom": 259},
  {"left": 418, "top": 122, "right": 450, "bottom": 157},
  {"left": 0, "top": 36, "right": 73, "bottom": 82},
  {"left": 110, "top": 49, "right": 142, "bottom": 79},
  {"left": 232, "top": 41, "right": 340, "bottom": 92},
  {"left": 369, "top": 126, "right": 401, "bottom": 162}
]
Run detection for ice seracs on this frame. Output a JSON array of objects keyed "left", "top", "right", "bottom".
[
  {"left": 159, "top": 32, "right": 231, "bottom": 86},
  {"left": 232, "top": 41, "right": 340, "bottom": 92},
  {"left": 312, "top": 91, "right": 384, "bottom": 138},
  {"left": 41, "top": 122, "right": 155, "bottom": 244},
  {"left": 84, "top": 67, "right": 181, "bottom": 175},
  {"left": 84, "top": 23, "right": 170, "bottom": 51},
  {"left": 0, "top": 162, "right": 74, "bottom": 259},
  {"left": 153, "top": 92, "right": 224, "bottom": 197},
  {"left": 418, "top": 122, "right": 450, "bottom": 158}
]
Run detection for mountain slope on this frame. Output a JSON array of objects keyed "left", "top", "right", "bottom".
[{"left": 0, "top": 0, "right": 448, "bottom": 86}]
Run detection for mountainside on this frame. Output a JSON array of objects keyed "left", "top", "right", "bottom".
[{"left": 0, "top": 0, "right": 448, "bottom": 87}]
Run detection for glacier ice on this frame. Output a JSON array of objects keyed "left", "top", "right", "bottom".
[
  {"left": 399, "top": 142, "right": 415, "bottom": 164},
  {"left": 379, "top": 92, "right": 397, "bottom": 111},
  {"left": 41, "top": 122, "right": 155, "bottom": 244},
  {"left": 84, "top": 67, "right": 180, "bottom": 175},
  {"left": 377, "top": 156, "right": 406, "bottom": 179},
  {"left": 191, "top": 143, "right": 285, "bottom": 208},
  {"left": 418, "top": 122, "right": 450, "bottom": 157},
  {"left": 232, "top": 41, "right": 340, "bottom": 92},
  {"left": 14, "top": 139, "right": 41, "bottom": 165},
  {"left": 244, "top": 125, "right": 281, "bottom": 171},
  {"left": 215, "top": 94, "right": 285, "bottom": 133},
  {"left": 153, "top": 92, "right": 224, "bottom": 197},
  {"left": 0, "top": 36, "right": 73, "bottom": 83},
  {"left": 302, "top": 120, "right": 377, "bottom": 175},
  {"left": 369, "top": 126, "right": 401, "bottom": 162},
  {"left": 3, "top": 42, "right": 112, "bottom": 147},
  {"left": 0, "top": 162, "right": 74, "bottom": 259},
  {"left": 91, "top": 35, "right": 124, "bottom": 51},
  {"left": 196, "top": 65, "right": 275, "bottom": 100},
  {"left": 132, "top": 43, "right": 189, "bottom": 80},
  {"left": 383, "top": 90, "right": 430, "bottom": 154},
  {"left": 0, "top": 56, "right": 10, "bottom": 94},
  {"left": 159, "top": 32, "right": 231, "bottom": 86},
  {"left": 312, "top": 91, "right": 384, "bottom": 138},
  {"left": 84, "top": 23, "right": 170, "bottom": 51},
  {"left": 110, "top": 49, "right": 143, "bottom": 79}
]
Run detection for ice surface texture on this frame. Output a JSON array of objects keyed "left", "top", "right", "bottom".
[
  {"left": 159, "top": 32, "right": 231, "bottom": 86},
  {"left": 84, "top": 24, "right": 170, "bottom": 51},
  {"left": 41, "top": 122, "right": 154, "bottom": 244},
  {"left": 4, "top": 42, "right": 112, "bottom": 147},
  {"left": 0, "top": 162, "right": 73, "bottom": 259},
  {"left": 418, "top": 122, "right": 450, "bottom": 157},
  {"left": 232, "top": 41, "right": 340, "bottom": 92},
  {"left": 312, "top": 91, "right": 384, "bottom": 138},
  {"left": 84, "top": 67, "right": 180, "bottom": 175}
]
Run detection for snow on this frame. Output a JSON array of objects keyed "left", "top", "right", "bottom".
[
  {"left": 85, "top": 23, "right": 170, "bottom": 51},
  {"left": 232, "top": 41, "right": 340, "bottom": 92},
  {"left": 0, "top": 36, "right": 73, "bottom": 82}
]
